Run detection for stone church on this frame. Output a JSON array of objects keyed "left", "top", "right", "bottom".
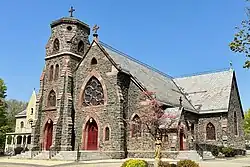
[{"left": 27, "top": 12, "right": 245, "bottom": 160}]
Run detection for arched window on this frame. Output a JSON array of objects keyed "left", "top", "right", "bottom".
[
  {"left": 54, "top": 64, "right": 59, "bottom": 80},
  {"left": 31, "top": 108, "right": 33, "bottom": 115},
  {"left": 206, "top": 122, "right": 215, "bottom": 140},
  {"left": 48, "top": 90, "right": 56, "bottom": 107},
  {"left": 78, "top": 40, "right": 84, "bottom": 53},
  {"left": 20, "top": 121, "right": 24, "bottom": 129},
  {"left": 91, "top": 58, "right": 97, "bottom": 65},
  {"left": 105, "top": 127, "right": 110, "bottom": 141},
  {"left": 234, "top": 111, "right": 238, "bottom": 135},
  {"left": 53, "top": 38, "right": 60, "bottom": 51},
  {"left": 131, "top": 115, "right": 141, "bottom": 137},
  {"left": 82, "top": 77, "right": 104, "bottom": 106},
  {"left": 49, "top": 65, "right": 54, "bottom": 81}
]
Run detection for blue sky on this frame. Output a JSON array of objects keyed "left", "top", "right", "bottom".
[{"left": 0, "top": 0, "right": 249, "bottom": 110}]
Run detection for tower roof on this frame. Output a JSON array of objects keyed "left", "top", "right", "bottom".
[{"left": 50, "top": 17, "right": 90, "bottom": 34}]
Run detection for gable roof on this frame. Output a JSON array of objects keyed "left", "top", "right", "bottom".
[
  {"left": 174, "top": 69, "right": 233, "bottom": 113},
  {"left": 15, "top": 109, "right": 26, "bottom": 118},
  {"left": 99, "top": 42, "right": 196, "bottom": 112}
]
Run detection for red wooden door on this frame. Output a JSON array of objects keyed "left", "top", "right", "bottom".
[
  {"left": 44, "top": 121, "right": 53, "bottom": 150},
  {"left": 87, "top": 122, "right": 98, "bottom": 150}
]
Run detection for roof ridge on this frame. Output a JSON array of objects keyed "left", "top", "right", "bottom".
[
  {"left": 174, "top": 68, "right": 231, "bottom": 79},
  {"left": 99, "top": 41, "right": 174, "bottom": 79}
]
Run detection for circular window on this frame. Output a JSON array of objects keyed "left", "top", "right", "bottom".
[{"left": 67, "top": 26, "right": 72, "bottom": 31}]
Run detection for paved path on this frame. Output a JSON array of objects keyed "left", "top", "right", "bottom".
[{"left": 0, "top": 156, "right": 250, "bottom": 167}]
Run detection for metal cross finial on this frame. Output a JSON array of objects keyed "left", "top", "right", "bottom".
[
  {"left": 92, "top": 24, "right": 100, "bottom": 34},
  {"left": 69, "top": 6, "right": 75, "bottom": 17},
  {"left": 230, "top": 61, "right": 233, "bottom": 69}
]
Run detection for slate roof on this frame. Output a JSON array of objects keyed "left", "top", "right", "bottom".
[
  {"left": 15, "top": 109, "right": 26, "bottom": 117},
  {"left": 100, "top": 42, "right": 196, "bottom": 112},
  {"left": 174, "top": 69, "right": 233, "bottom": 113},
  {"left": 159, "top": 107, "right": 182, "bottom": 129}
]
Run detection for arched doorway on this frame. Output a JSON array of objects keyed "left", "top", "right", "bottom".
[
  {"left": 43, "top": 119, "right": 53, "bottom": 150},
  {"left": 84, "top": 118, "right": 98, "bottom": 150}
]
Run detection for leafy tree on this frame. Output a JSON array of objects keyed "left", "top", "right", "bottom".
[
  {"left": 6, "top": 99, "right": 27, "bottom": 131},
  {"left": 229, "top": 1, "right": 250, "bottom": 68},
  {"left": 0, "top": 78, "right": 10, "bottom": 151},
  {"left": 244, "top": 108, "right": 250, "bottom": 140}
]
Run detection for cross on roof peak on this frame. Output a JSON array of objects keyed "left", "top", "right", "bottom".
[
  {"left": 69, "top": 6, "right": 75, "bottom": 17},
  {"left": 92, "top": 24, "right": 100, "bottom": 34}
]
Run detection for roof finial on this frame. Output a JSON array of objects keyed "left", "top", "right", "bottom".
[
  {"left": 230, "top": 60, "right": 233, "bottom": 70},
  {"left": 69, "top": 6, "right": 75, "bottom": 17},
  {"left": 92, "top": 24, "right": 100, "bottom": 42}
]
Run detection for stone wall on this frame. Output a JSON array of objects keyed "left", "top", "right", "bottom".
[
  {"left": 197, "top": 113, "right": 227, "bottom": 146},
  {"left": 227, "top": 76, "right": 245, "bottom": 150},
  {"left": 32, "top": 17, "right": 90, "bottom": 152},
  {"left": 74, "top": 44, "right": 125, "bottom": 157}
]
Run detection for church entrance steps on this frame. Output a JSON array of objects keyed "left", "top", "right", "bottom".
[
  {"left": 32, "top": 151, "right": 50, "bottom": 160},
  {"left": 176, "top": 150, "right": 202, "bottom": 161},
  {"left": 202, "top": 151, "right": 215, "bottom": 160}
]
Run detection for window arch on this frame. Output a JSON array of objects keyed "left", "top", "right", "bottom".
[
  {"left": 105, "top": 127, "right": 110, "bottom": 141},
  {"left": 82, "top": 77, "right": 104, "bottom": 106},
  {"left": 91, "top": 58, "right": 97, "bottom": 65},
  {"left": 131, "top": 115, "right": 141, "bottom": 137},
  {"left": 53, "top": 38, "right": 60, "bottom": 51},
  {"left": 78, "top": 40, "right": 84, "bottom": 53},
  {"left": 49, "top": 65, "right": 54, "bottom": 81},
  {"left": 206, "top": 122, "right": 215, "bottom": 140},
  {"left": 54, "top": 64, "right": 59, "bottom": 80},
  {"left": 234, "top": 111, "right": 238, "bottom": 135},
  {"left": 48, "top": 90, "right": 56, "bottom": 107},
  {"left": 20, "top": 121, "right": 24, "bottom": 129}
]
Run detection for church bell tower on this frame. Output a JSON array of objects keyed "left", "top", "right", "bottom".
[{"left": 32, "top": 7, "right": 90, "bottom": 151}]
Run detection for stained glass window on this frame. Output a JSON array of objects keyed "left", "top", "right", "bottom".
[
  {"left": 48, "top": 90, "right": 56, "bottom": 107},
  {"left": 132, "top": 115, "right": 141, "bottom": 137},
  {"left": 83, "top": 77, "right": 104, "bottom": 106},
  {"left": 206, "top": 122, "right": 215, "bottom": 140}
]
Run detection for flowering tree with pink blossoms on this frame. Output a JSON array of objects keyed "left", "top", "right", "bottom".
[{"left": 138, "top": 91, "right": 180, "bottom": 167}]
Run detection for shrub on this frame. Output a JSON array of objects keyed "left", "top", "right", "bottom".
[
  {"left": 211, "top": 147, "right": 219, "bottom": 157},
  {"left": 159, "top": 161, "right": 171, "bottom": 167},
  {"left": 221, "top": 147, "right": 235, "bottom": 157},
  {"left": 121, "top": 159, "right": 148, "bottom": 167},
  {"left": 14, "top": 147, "right": 23, "bottom": 155},
  {"left": 177, "top": 160, "right": 199, "bottom": 167}
]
